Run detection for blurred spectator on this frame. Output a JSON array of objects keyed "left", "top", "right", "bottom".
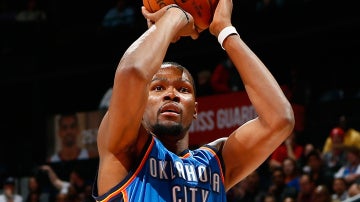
[
  {"left": 297, "top": 142, "right": 316, "bottom": 169},
  {"left": 322, "top": 115, "right": 360, "bottom": 154},
  {"left": 39, "top": 165, "right": 70, "bottom": 196},
  {"left": 269, "top": 130, "right": 304, "bottom": 170},
  {"left": 101, "top": 0, "right": 135, "bottom": 28},
  {"left": 302, "top": 150, "right": 334, "bottom": 189},
  {"left": 267, "top": 167, "right": 297, "bottom": 202},
  {"left": 226, "top": 170, "right": 266, "bottom": 202},
  {"left": 210, "top": 58, "right": 243, "bottom": 94},
  {"left": 25, "top": 192, "right": 39, "bottom": 202},
  {"left": 345, "top": 182, "right": 360, "bottom": 201},
  {"left": 226, "top": 180, "right": 245, "bottom": 201},
  {"left": 334, "top": 146, "right": 360, "bottom": 185},
  {"left": 15, "top": 0, "right": 46, "bottom": 22},
  {"left": 262, "top": 193, "right": 276, "bottom": 202},
  {"left": 296, "top": 173, "right": 316, "bottom": 202},
  {"left": 322, "top": 127, "right": 348, "bottom": 174},
  {"left": 331, "top": 178, "right": 348, "bottom": 201},
  {"left": 39, "top": 165, "right": 93, "bottom": 202},
  {"left": 282, "top": 196, "right": 296, "bottom": 202},
  {"left": 312, "top": 184, "right": 333, "bottom": 202},
  {"left": 0, "top": 176, "right": 23, "bottom": 202},
  {"left": 282, "top": 157, "right": 301, "bottom": 191},
  {"left": 49, "top": 113, "right": 90, "bottom": 163},
  {"left": 25, "top": 175, "right": 48, "bottom": 202}
]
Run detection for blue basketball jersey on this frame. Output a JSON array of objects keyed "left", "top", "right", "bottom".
[{"left": 93, "top": 136, "right": 227, "bottom": 202}]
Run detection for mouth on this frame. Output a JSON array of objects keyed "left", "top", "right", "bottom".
[{"left": 160, "top": 103, "right": 180, "bottom": 115}]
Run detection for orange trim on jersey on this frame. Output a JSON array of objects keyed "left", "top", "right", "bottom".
[
  {"left": 200, "top": 146, "right": 225, "bottom": 183},
  {"left": 180, "top": 152, "right": 191, "bottom": 159},
  {"left": 122, "top": 190, "right": 128, "bottom": 202},
  {"left": 101, "top": 137, "right": 155, "bottom": 202}
]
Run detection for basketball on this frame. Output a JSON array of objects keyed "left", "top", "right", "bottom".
[{"left": 143, "top": 0, "right": 219, "bottom": 32}]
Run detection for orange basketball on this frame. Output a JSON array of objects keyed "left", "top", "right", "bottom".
[{"left": 143, "top": 0, "right": 219, "bottom": 32}]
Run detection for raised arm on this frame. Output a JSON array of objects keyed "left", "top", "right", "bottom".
[
  {"left": 39, "top": 165, "right": 65, "bottom": 191},
  {"left": 96, "top": 5, "right": 198, "bottom": 195},
  {"left": 208, "top": 0, "right": 295, "bottom": 190}
]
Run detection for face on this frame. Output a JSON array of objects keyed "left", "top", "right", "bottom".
[
  {"left": 272, "top": 170, "right": 285, "bottom": 185},
  {"left": 28, "top": 177, "right": 39, "bottom": 191},
  {"left": 264, "top": 196, "right": 276, "bottom": 202},
  {"left": 299, "top": 175, "right": 314, "bottom": 194},
  {"left": 283, "top": 158, "right": 296, "bottom": 175},
  {"left": 307, "top": 154, "right": 322, "bottom": 171},
  {"left": 332, "top": 134, "right": 343, "bottom": 144},
  {"left": 313, "top": 185, "right": 330, "bottom": 202},
  {"left": 142, "top": 65, "right": 197, "bottom": 138},
  {"left": 58, "top": 116, "right": 80, "bottom": 147},
  {"left": 3, "top": 184, "right": 15, "bottom": 197},
  {"left": 283, "top": 197, "right": 295, "bottom": 202},
  {"left": 332, "top": 178, "right": 346, "bottom": 193}
]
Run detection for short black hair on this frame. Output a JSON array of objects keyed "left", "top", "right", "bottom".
[
  {"left": 58, "top": 112, "right": 79, "bottom": 125},
  {"left": 161, "top": 61, "right": 197, "bottom": 97},
  {"left": 3, "top": 176, "right": 15, "bottom": 186}
]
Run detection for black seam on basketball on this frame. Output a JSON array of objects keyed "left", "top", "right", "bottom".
[{"left": 146, "top": 0, "right": 154, "bottom": 12}]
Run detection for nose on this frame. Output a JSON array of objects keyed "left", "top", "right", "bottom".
[{"left": 164, "top": 87, "right": 180, "bottom": 102}]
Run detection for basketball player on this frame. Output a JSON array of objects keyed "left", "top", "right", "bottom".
[{"left": 92, "top": 0, "right": 295, "bottom": 201}]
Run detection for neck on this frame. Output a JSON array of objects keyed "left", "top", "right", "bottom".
[{"left": 154, "top": 132, "right": 189, "bottom": 155}]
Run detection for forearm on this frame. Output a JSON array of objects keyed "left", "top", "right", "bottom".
[
  {"left": 209, "top": 0, "right": 294, "bottom": 190},
  {"left": 209, "top": 0, "right": 292, "bottom": 127},
  {"left": 115, "top": 8, "right": 189, "bottom": 82},
  {"left": 286, "top": 144, "right": 296, "bottom": 159},
  {"left": 43, "top": 166, "right": 64, "bottom": 190},
  {"left": 102, "top": 7, "right": 192, "bottom": 153},
  {"left": 219, "top": 35, "right": 294, "bottom": 189},
  {"left": 224, "top": 35, "right": 294, "bottom": 130}
]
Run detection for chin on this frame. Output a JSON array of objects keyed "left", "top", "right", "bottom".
[{"left": 152, "top": 123, "right": 184, "bottom": 137}]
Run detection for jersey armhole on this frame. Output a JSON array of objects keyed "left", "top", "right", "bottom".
[
  {"left": 132, "top": 134, "right": 153, "bottom": 170},
  {"left": 202, "top": 144, "right": 226, "bottom": 177}
]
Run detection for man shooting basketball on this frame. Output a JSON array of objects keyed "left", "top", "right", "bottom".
[{"left": 92, "top": 0, "right": 295, "bottom": 201}]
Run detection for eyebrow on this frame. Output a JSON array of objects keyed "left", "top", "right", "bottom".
[{"left": 151, "top": 77, "right": 192, "bottom": 85}]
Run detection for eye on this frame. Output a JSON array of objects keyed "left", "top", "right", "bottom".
[
  {"left": 154, "top": 86, "right": 164, "bottom": 91},
  {"left": 179, "top": 87, "right": 189, "bottom": 93}
]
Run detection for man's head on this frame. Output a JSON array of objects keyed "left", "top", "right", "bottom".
[
  {"left": 330, "top": 127, "right": 345, "bottom": 143},
  {"left": 271, "top": 167, "right": 285, "bottom": 186},
  {"left": 3, "top": 177, "right": 16, "bottom": 198},
  {"left": 58, "top": 113, "right": 80, "bottom": 147},
  {"left": 306, "top": 150, "right": 323, "bottom": 172},
  {"left": 313, "top": 185, "right": 331, "bottom": 202},
  {"left": 299, "top": 173, "right": 315, "bottom": 195},
  {"left": 142, "top": 62, "right": 198, "bottom": 139}
]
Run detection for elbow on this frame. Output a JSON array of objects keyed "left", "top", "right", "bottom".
[
  {"left": 266, "top": 101, "right": 295, "bottom": 138},
  {"left": 278, "top": 103, "right": 295, "bottom": 136},
  {"left": 114, "top": 63, "right": 148, "bottom": 86}
]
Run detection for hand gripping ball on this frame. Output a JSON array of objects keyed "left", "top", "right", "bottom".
[{"left": 143, "top": 0, "right": 219, "bottom": 32}]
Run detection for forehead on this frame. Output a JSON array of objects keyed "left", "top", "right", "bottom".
[
  {"left": 61, "top": 116, "right": 75, "bottom": 121},
  {"left": 59, "top": 116, "right": 77, "bottom": 125},
  {"left": 153, "top": 65, "right": 192, "bottom": 83}
]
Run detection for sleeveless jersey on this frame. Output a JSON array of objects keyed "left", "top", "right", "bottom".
[{"left": 93, "top": 136, "right": 226, "bottom": 202}]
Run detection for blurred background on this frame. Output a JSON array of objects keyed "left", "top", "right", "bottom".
[{"left": 0, "top": 0, "right": 359, "bottom": 194}]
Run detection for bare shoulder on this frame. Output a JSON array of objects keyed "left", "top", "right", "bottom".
[{"left": 207, "top": 137, "right": 228, "bottom": 152}]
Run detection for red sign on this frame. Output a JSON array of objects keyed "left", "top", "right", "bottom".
[{"left": 189, "top": 91, "right": 305, "bottom": 146}]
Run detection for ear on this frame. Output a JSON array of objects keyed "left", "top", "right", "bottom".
[{"left": 193, "top": 101, "right": 198, "bottom": 119}]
